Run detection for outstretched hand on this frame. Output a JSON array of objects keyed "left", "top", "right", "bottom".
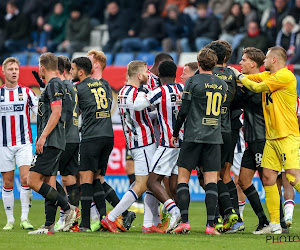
[{"left": 228, "top": 66, "right": 241, "bottom": 79}]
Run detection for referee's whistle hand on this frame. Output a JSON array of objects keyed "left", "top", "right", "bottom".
[{"left": 170, "top": 136, "right": 178, "bottom": 148}]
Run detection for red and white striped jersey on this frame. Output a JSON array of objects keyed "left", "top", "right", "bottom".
[
  {"left": 234, "top": 112, "right": 246, "bottom": 154},
  {"left": 146, "top": 71, "right": 160, "bottom": 91},
  {"left": 145, "top": 83, "right": 184, "bottom": 147},
  {"left": 0, "top": 84, "right": 38, "bottom": 147},
  {"left": 118, "top": 85, "right": 155, "bottom": 149}
]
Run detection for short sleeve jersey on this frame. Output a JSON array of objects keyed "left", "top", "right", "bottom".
[
  {"left": 76, "top": 77, "right": 114, "bottom": 141},
  {"left": 62, "top": 80, "right": 80, "bottom": 144},
  {"left": 144, "top": 83, "right": 184, "bottom": 147},
  {"left": 246, "top": 67, "right": 299, "bottom": 139},
  {"left": 181, "top": 74, "right": 228, "bottom": 144},
  {"left": 213, "top": 66, "right": 237, "bottom": 133},
  {"left": 37, "top": 77, "right": 66, "bottom": 150}
]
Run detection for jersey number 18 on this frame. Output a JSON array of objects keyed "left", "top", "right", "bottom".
[{"left": 91, "top": 87, "right": 108, "bottom": 109}]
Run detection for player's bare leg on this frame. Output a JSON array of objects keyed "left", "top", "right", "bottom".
[
  {"left": 147, "top": 172, "right": 180, "bottom": 232},
  {"left": 239, "top": 167, "right": 269, "bottom": 232},
  {"left": 282, "top": 172, "right": 295, "bottom": 227},
  {"left": 104, "top": 175, "right": 148, "bottom": 233},
  {"left": 233, "top": 174, "right": 245, "bottom": 218}
]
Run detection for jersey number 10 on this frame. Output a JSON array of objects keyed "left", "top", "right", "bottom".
[
  {"left": 91, "top": 87, "right": 108, "bottom": 109},
  {"left": 206, "top": 92, "right": 222, "bottom": 116}
]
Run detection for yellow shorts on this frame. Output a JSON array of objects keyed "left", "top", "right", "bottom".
[{"left": 261, "top": 135, "right": 300, "bottom": 172}]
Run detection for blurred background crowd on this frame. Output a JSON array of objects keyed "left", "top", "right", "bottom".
[{"left": 0, "top": 0, "right": 300, "bottom": 64}]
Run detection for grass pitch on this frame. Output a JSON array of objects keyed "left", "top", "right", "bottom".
[{"left": 0, "top": 200, "right": 299, "bottom": 249}]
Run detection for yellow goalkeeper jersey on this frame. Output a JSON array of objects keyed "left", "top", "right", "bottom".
[{"left": 247, "top": 67, "right": 299, "bottom": 139}]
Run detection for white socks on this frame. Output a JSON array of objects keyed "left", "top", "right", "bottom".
[
  {"left": 152, "top": 201, "right": 161, "bottom": 226},
  {"left": 284, "top": 200, "right": 295, "bottom": 220},
  {"left": 163, "top": 199, "right": 178, "bottom": 216},
  {"left": 108, "top": 189, "right": 138, "bottom": 222},
  {"left": 90, "top": 201, "right": 100, "bottom": 221},
  {"left": 239, "top": 200, "right": 246, "bottom": 218},
  {"left": 58, "top": 209, "right": 65, "bottom": 225},
  {"left": 20, "top": 186, "right": 32, "bottom": 221},
  {"left": 2, "top": 187, "right": 14, "bottom": 223},
  {"left": 143, "top": 191, "right": 160, "bottom": 227}
]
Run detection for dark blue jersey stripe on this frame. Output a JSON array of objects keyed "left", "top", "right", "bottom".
[
  {"left": 2, "top": 116, "right": 7, "bottom": 146},
  {"left": 125, "top": 86, "right": 133, "bottom": 96},
  {"left": 149, "top": 91, "right": 162, "bottom": 104},
  {"left": 176, "top": 84, "right": 183, "bottom": 92},
  {"left": 19, "top": 115, "right": 26, "bottom": 144},
  {"left": 141, "top": 110, "right": 154, "bottom": 143},
  {"left": 157, "top": 111, "right": 165, "bottom": 146},
  {"left": 0, "top": 88, "right": 4, "bottom": 102},
  {"left": 167, "top": 84, "right": 173, "bottom": 93}
]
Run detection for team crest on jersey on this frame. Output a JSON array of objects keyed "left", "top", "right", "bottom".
[{"left": 18, "top": 93, "right": 23, "bottom": 101}]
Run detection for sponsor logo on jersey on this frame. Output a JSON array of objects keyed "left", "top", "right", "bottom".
[
  {"left": 205, "top": 83, "right": 223, "bottom": 90},
  {"left": 87, "top": 81, "right": 102, "bottom": 88},
  {"left": 0, "top": 104, "right": 24, "bottom": 112},
  {"left": 202, "top": 117, "right": 218, "bottom": 125},
  {"left": 215, "top": 73, "right": 233, "bottom": 81}
]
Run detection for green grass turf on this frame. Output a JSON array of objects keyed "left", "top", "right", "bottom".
[{"left": 0, "top": 200, "right": 300, "bottom": 249}]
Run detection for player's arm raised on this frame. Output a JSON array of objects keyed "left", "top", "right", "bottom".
[{"left": 134, "top": 87, "right": 161, "bottom": 111}]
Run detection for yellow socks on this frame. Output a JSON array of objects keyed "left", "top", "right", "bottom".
[{"left": 264, "top": 184, "right": 280, "bottom": 223}]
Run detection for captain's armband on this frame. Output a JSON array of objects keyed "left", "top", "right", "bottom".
[{"left": 181, "top": 91, "right": 192, "bottom": 101}]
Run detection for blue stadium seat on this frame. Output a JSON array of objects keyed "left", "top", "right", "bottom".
[
  {"left": 136, "top": 52, "right": 155, "bottom": 65},
  {"left": 10, "top": 53, "right": 28, "bottom": 66},
  {"left": 114, "top": 53, "right": 134, "bottom": 66},
  {"left": 106, "top": 52, "right": 113, "bottom": 66},
  {"left": 169, "top": 52, "right": 178, "bottom": 64},
  {"left": 54, "top": 52, "right": 70, "bottom": 60},
  {"left": 28, "top": 53, "right": 41, "bottom": 66}
]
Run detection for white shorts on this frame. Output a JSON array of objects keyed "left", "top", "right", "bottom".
[
  {"left": 151, "top": 146, "right": 179, "bottom": 176},
  {"left": 0, "top": 144, "right": 33, "bottom": 172},
  {"left": 131, "top": 143, "right": 156, "bottom": 176},
  {"left": 231, "top": 152, "right": 243, "bottom": 176}
]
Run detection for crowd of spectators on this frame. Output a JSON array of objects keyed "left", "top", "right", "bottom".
[{"left": 0, "top": 0, "right": 300, "bottom": 64}]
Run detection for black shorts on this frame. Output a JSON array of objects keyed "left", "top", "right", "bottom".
[
  {"left": 177, "top": 141, "right": 221, "bottom": 172},
  {"left": 79, "top": 137, "right": 114, "bottom": 175},
  {"left": 241, "top": 140, "right": 265, "bottom": 171},
  {"left": 221, "top": 132, "right": 234, "bottom": 167},
  {"left": 59, "top": 143, "right": 79, "bottom": 176},
  {"left": 30, "top": 146, "right": 62, "bottom": 176}
]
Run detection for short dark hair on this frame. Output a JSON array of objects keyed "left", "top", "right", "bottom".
[
  {"left": 154, "top": 53, "right": 173, "bottom": 65},
  {"left": 57, "top": 57, "right": 65, "bottom": 75},
  {"left": 205, "top": 42, "right": 226, "bottom": 65},
  {"left": 215, "top": 40, "right": 232, "bottom": 63},
  {"left": 242, "top": 47, "right": 265, "bottom": 68},
  {"left": 58, "top": 55, "right": 71, "bottom": 72},
  {"left": 197, "top": 48, "right": 217, "bottom": 71},
  {"left": 184, "top": 62, "right": 198, "bottom": 72},
  {"left": 158, "top": 61, "right": 177, "bottom": 78},
  {"left": 72, "top": 57, "right": 92, "bottom": 75}
]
